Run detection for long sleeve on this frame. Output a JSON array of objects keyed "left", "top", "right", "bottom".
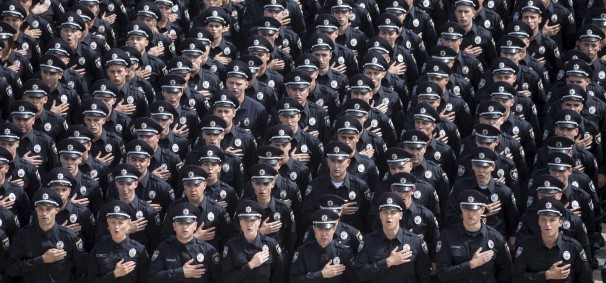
[
  {"left": 415, "top": 242, "right": 432, "bottom": 283},
  {"left": 353, "top": 241, "right": 389, "bottom": 282},
  {"left": 147, "top": 248, "right": 186, "bottom": 282},
  {"left": 221, "top": 243, "right": 253, "bottom": 282},
  {"left": 495, "top": 239, "right": 513, "bottom": 283},
  {"left": 436, "top": 234, "right": 472, "bottom": 282},
  {"left": 6, "top": 229, "right": 46, "bottom": 277}
]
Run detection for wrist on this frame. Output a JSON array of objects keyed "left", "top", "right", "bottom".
[{"left": 469, "top": 259, "right": 476, "bottom": 269}]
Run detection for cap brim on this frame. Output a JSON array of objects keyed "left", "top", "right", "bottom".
[
  {"left": 471, "top": 160, "right": 494, "bottom": 167},
  {"left": 238, "top": 214, "right": 262, "bottom": 220},
  {"left": 173, "top": 217, "right": 197, "bottom": 223},
  {"left": 391, "top": 185, "right": 413, "bottom": 192},
  {"left": 460, "top": 203, "right": 484, "bottom": 210},
  {"left": 313, "top": 222, "right": 336, "bottom": 229},
  {"left": 326, "top": 154, "right": 349, "bottom": 160}
]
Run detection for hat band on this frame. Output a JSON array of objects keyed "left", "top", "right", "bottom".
[
  {"left": 475, "top": 133, "right": 498, "bottom": 140},
  {"left": 441, "top": 32, "right": 463, "bottom": 38},
  {"left": 368, "top": 46, "right": 390, "bottom": 54},
  {"left": 537, "top": 209, "right": 561, "bottom": 216},
  {"left": 115, "top": 175, "right": 138, "bottom": 180},
  {"left": 106, "top": 212, "right": 131, "bottom": 218},
  {"left": 536, "top": 186, "right": 562, "bottom": 192},
  {"left": 490, "top": 92, "right": 514, "bottom": 98},
  {"left": 83, "top": 109, "right": 107, "bottom": 116},
  {"left": 414, "top": 113, "right": 436, "bottom": 122},
  {"left": 311, "top": 43, "right": 332, "bottom": 50},
  {"left": 59, "top": 150, "right": 83, "bottom": 156},
  {"left": 565, "top": 70, "right": 589, "bottom": 77},
  {"left": 547, "top": 162, "right": 572, "bottom": 168},
  {"left": 11, "top": 111, "right": 35, "bottom": 116},
  {"left": 471, "top": 159, "right": 495, "bottom": 165},
  {"left": 270, "top": 134, "right": 292, "bottom": 140},
  {"left": 35, "top": 200, "right": 60, "bottom": 206},
  {"left": 40, "top": 64, "right": 63, "bottom": 71},
  {"left": 2, "top": 11, "right": 24, "bottom": 18},
  {"left": 48, "top": 180, "right": 72, "bottom": 187},
  {"left": 127, "top": 30, "right": 149, "bottom": 38},
  {"left": 508, "top": 31, "right": 530, "bottom": 38},
  {"left": 379, "top": 204, "right": 402, "bottom": 210},
  {"left": 137, "top": 11, "right": 158, "bottom": 18},
  {"left": 238, "top": 213, "right": 262, "bottom": 218},
  {"left": 127, "top": 151, "right": 150, "bottom": 157},
  {"left": 173, "top": 215, "right": 197, "bottom": 221},
  {"left": 0, "top": 134, "right": 19, "bottom": 140},
  {"left": 387, "top": 158, "right": 410, "bottom": 164}
]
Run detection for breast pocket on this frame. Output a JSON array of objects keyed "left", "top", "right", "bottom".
[{"left": 451, "top": 248, "right": 468, "bottom": 264}]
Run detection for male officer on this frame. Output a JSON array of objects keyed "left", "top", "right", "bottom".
[
  {"left": 0, "top": 147, "right": 30, "bottom": 225},
  {"left": 39, "top": 54, "right": 81, "bottom": 124},
  {"left": 290, "top": 208, "right": 355, "bottom": 282},
  {"left": 354, "top": 192, "right": 431, "bottom": 283},
  {"left": 82, "top": 98, "right": 124, "bottom": 168},
  {"left": 63, "top": 125, "right": 111, "bottom": 190},
  {"left": 7, "top": 188, "right": 87, "bottom": 282},
  {"left": 88, "top": 79, "right": 130, "bottom": 136},
  {"left": 512, "top": 197, "right": 592, "bottom": 281},
  {"left": 103, "top": 47, "right": 149, "bottom": 119},
  {"left": 0, "top": 123, "right": 40, "bottom": 200},
  {"left": 436, "top": 190, "right": 513, "bottom": 282},
  {"left": 157, "top": 74, "right": 200, "bottom": 143},
  {"left": 149, "top": 100, "right": 190, "bottom": 160},
  {"left": 148, "top": 202, "right": 223, "bottom": 282},
  {"left": 436, "top": 23, "right": 484, "bottom": 88},
  {"left": 22, "top": 78, "right": 67, "bottom": 141},
  {"left": 196, "top": 144, "right": 239, "bottom": 217},
  {"left": 454, "top": 0, "right": 497, "bottom": 67}
]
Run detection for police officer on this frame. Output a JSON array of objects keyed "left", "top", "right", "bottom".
[
  {"left": 103, "top": 47, "right": 150, "bottom": 119},
  {"left": 533, "top": 136, "right": 598, "bottom": 188},
  {"left": 290, "top": 208, "right": 355, "bottom": 282},
  {"left": 0, "top": 146, "right": 30, "bottom": 226},
  {"left": 158, "top": 74, "right": 200, "bottom": 143},
  {"left": 436, "top": 190, "right": 513, "bottom": 282},
  {"left": 56, "top": 138, "right": 103, "bottom": 215},
  {"left": 95, "top": 164, "right": 161, "bottom": 252},
  {"left": 82, "top": 98, "right": 125, "bottom": 168},
  {"left": 59, "top": 12, "right": 103, "bottom": 85},
  {"left": 148, "top": 202, "right": 223, "bottom": 282},
  {"left": 12, "top": 100, "right": 57, "bottom": 177},
  {"left": 252, "top": 147, "right": 302, "bottom": 213},
  {"left": 71, "top": 4, "right": 111, "bottom": 57},
  {"left": 354, "top": 192, "right": 431, "bottom": 283},
  {"left": 88, "top": 200, "right": 150, "bottom": 282},
  {"left": 240, "top": 52, "right": 278, "bottom": 110},
  {"left": 160, "top": 165, "right": 232, "bottom": 251},
  {"left": 189, "top": 115, "right": 244, "bottom": 193},
  {"left": 22, "top": 79, "right": 67, "bottom": 142},
  {"left": 149, "top": 100, "right": 191, "bottom": 160},
  {"left": 63, "top": 125, "right": 111, "bottom": 190},
  {"left": 166, "top": 55, "right": 211, "bottom": 119},
  {"left": 250, "top": 33, "right": 285, "bottom": 96},
  {"left": 0, "top": 123, "right": 40, "bottom": 199},
  {"left": 512, "top": 197, "right": 592, "bottom": 282},
  {"left": 89, "top": 79, "right": 131, "bottom": 137},
  {"left": 437, "top": 22, "right": 484, "bottom": 88},
  {"left": 453, "top": 0, "right": 497, "bottom": 68},
  {"left": 447, "top": 147, "right": 519, "bottom": 247},
  {"left": 401, "top": 129, "right": 451, "bottom": 216},
  {"left": 269, "top": 97, "right": 325, "bottom": 171},
  {"left": 43, "top": 167, "right": 96, "bottom": 252},
  {"left": 196, "top": 144, "right": 239, "bottom": 217},
  {"left": 301, "top": 141, "right": 371, "bottom": 231},
  {"left": 39, "top": 54, "right": 81, "bottom": 124},
  {"left": 7, "top": 188, "right": 87, "bottom": 282},
  {"left": 124, "top": 20, "right": 167, "bottom": 92},
  {"left": 135, "top": 2, "right": 175, "bottom": 61},
  {"left": 409, "top": 89, "right": 462, "bottom": 152},
  {"left": 375, "top": 13, "right": 420, "bottom": 86},
  {"left": 222, "top": 200, "right": 285, "bottom": 282}
]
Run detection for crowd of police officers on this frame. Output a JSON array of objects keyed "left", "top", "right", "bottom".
[{"left": 0, "top": 0, "right": 604, "bottom": 281}]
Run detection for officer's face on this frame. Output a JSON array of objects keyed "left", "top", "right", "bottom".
[
  {"left": 379, "top": 209, "right": 402, "bottom": 230},
  {"left": 240, "top": 218, "right": 261, "bottom": 236},
  {"left": 560, "top": 100, "right": 583, "bottom": 114},
  {"left": 578, "top": 41, "right": 600, "bottom": 61},
  {"left": 549, "top": 168, "right": 572, "bottom": 184},
  {"left": 500, "top": 51, "right": 522, "bottom": 64},
  {"left": 475, "top": 139, "right": 499, "bottom": 151},
  {"left": 3, "top": 16, "right": 23, "bottom": 31},
  {"left": 521, "top": 12, "right": 541, "bottom": 31},
  {"left": 201, "top": 161, "right": 221, "bottom": 181},
  {"left": 205, "top": 22, "right": 226, "bottom": 39},
  {"left": 554, "top": 125, "right": 579, "bottom": 140},
  {"left": 249, "top": 51, "right": 270, "bottom": 65},
  {"left": 263, "top": 9, "right": 284, "bottom": 21},
  {"left": 213, "top": 107, "right": 236, "bottom": 124},
  {"left": 0, "top": 141, "right": 18, "bottom": 156},
  {"left": 491, "top": 97, "right": 514, "bottom": 108},
  {"left": 565, "top": 76, "right": 590, "bottom": 91},
  {"left": 12, "top": 116, "right": 34, "bottom": 135},
  {"left": 161, "top": 90, "right": 184, "bottom": 106},
  {"left": 337, "top": 133, "right": 359, "bottom": 150},
  {"left": 152, "top": 116, "right": 173, "bottom": 133},
  {"left": 313, "top": 225, "right": 336, "bottom": 247},
  {"left": 41, "top": 69, "right": 62, "bottom": 90},
  {"left": 84, "top": 116, "right": 106, "bottom": 135},
  {"left": 363, "top": 69, "right": 386, "bottom": 89},
  {"left": 418, "top": 98, "right": 441, "bottom": 109},
  {"left": 538, "top": 215, "right": 562, "bottom": 237},
  {"left": 158, "top": 4, "right": 171, "bottom": 18},
  {"left": 286, "top": 87, "right": 310, "bottom": 104},
  {"left": 60, "top": 27, "right": 82, "bottom": 47},
  {"left": 441, "top": 38, "right": 463, "bottom": 53},
  {"left": 327, "top": 158, "right": 350, "bottom": 180},
  {"left": 312, "top": 50, "right": 332, "bottom": 69},
  {"left": 461, "top": 206, "right": 484, "bottom": 225},
  {"left": 454, "top": 6, "right": 474, "bottom": 28},
  {"left": 97, "top": 97, "right": 117, "bottom": 112},
  {"left": 225, "top": 77, "right": 248, "bottom": 98},
  {"left": 201, "top": 132, "right": 224, "bottom": 147},
  {"left": 331, "top": 9, "right": 352, "bottom": 26},
  {"left": 252, "top": 179, "right": 275, "bottom": 201},
  {"left": 427, "top": 76, "right": 448, "bottom": 92},
  {"left": 404, "top": 146, "right": 426, "bottom": 166},
  {"left": 537, "top": 192, "right": 562, "bottom": 201},
  {"left": 127, "top": 35, "right": 149, "bottom": 53},
  {"left": 270, "top": 142, "right": 292, "bottom": 161},
  {"left": 116, "top": 179, "right": 138, "bottom": 200},
  {"left": 479, "top": 116, "right": 504, "bottom": 128},
  {"left": 388, "top": 162, "right": 412, "bottom": 175},
  {"left": 127, "top": 156, "right": 151, "bottom": 174},
  {"left": 391, "top": 188, "right": 414, "bottom": 206},
  {"left": 35, "top": 205, "right": 60, "bottom": 225},
  {"left": 106, "top": 65, "right": 129, "bottom": 87},
  {"left": 414, "top": 120, "right": 436, "bottom": 138},
  {"left": 203, "top": 0, "right": 222, "bottom": 8},
  {"left": 59, "top": 155, "right": 82, "bottom": 173},
  {"left": 23, "top": 95, "right": 48, "bottom": 113},
  {"left": 379, "top": 30, "right": 398, "bottom": 46},
  {"left": 50, "top": 185, "right": 71, "bottom": 208},
  {"left": 184, "top": 182, "right": 207, "bottom": 203},
  {"left": 350, "top": 91, "right": 373, "bottom": 103},
  {"left": 108, "top": 218, "right": 130, "bottom": 239},
  {"left": 471, "top": 163, "right": 495, "bottom": 184},
  {"left": 173, "top": 221, "right": 197, "bottom": 240},
  {"left": 278, "top": 113, "right": 300, "bottom": 130},
  {"left": 83, "top": 3, "right": 99, "bottom": 14},
  {"left": 492, "top": 73, "right": 516, "bottom": 85},
  {"left": 184, "top": 54, "right": 203, "bottom": 73}
]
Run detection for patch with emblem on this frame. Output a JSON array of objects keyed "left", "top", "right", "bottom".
[
  {"left": 488, "top": 240, "right": 494, "bottom": 249},
  {"left": 222, "top": 163, "right": 230, "bottom": 172},
  {"left": 129, "top": 248, "right": 136, "bottom": 257},
  {"left": 413, "top": 191, "right": 421, "bottom": 199},
  {"left": 357, "top": 164, "right": 365, "bottom": 172},
  {"left": 148, "top": 190, "right": 156, "bottom": 199},
  {"left": 340, "top": 231, "right": 348, "bottom": 240},
  {"left": 136, "top": 211, "right": 144, "bottom": 219},
  {"left": 490, "top": 193, "right": 499, "bottom": 202},
  {"left": 196, "top": 253, "right": 204, "bottom": 262},
  {"left": 208, "top": 212, "right": 215, "bottom": 221},
  {"left": 349, "top": 191, "right": 356, "bottom": 200},
  {"left": 563, "top": 251, "right": 570, "bottom": 260},
  {"left": 105, "top": 144, "right": 112, "bottom": 152},
  {"left": 151, "top": 250, "right": 159, "bottom": 261},
  {"left": 33, "top": 144, "right": 41, "bottom": 153},
  {"left": 309, "top": 117, "right": 316, "bottom": 126},
  {"left": 563, "top": 220, "right": 570, "bottom": 229},
  {"left": 414, "top": 215, "right": 422, "bottom": 224},
  {"left": 69, "top": 214, "right": 77, "bottom": 223},
  {"left": 234, "top": 139, "right": 242, "bottom": 147},
  {"left": 424, "top": 170, "right": 432, "bottom": 179},
  {"left": 220, "top": 190, "right": 227, "bottom": 199}
]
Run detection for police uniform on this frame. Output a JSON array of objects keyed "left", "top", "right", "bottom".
[
  {"left": 0, "top": 23, "right": 34, "bottom": 81},
  {"left": 460, "top": 23, "right": 497, "bottom": 69},
  {"left": 301, "top": 142, "right": 371, "bottom": 231},
  {"left": 222, "top": 200, "right": 285, "bottom": 282},
  {"left": 354, "top": 192, "right": 431, "bottom": 283},
  {"left": 95, "top": 165, "right": 161, "bottom": 251},
  {"left": 290, "top": 209, "right": 355, "bottom": 282},
  {"left": 74, "top": 6, "right": 111, "bottom": 57},
  {"left": 437, "top": 190, "right": 513, "bottom": 282},
  {"left": 0, "top": 123, "right": 40, "bottom": 199},
  {"left": 148, "top": 202, "right": 223, "bottom": 283},
  {"left": 399, "top": 2, "right": 438, "bottom": 50},
  {"left": 7, "top": 188, "right": 87, "bottom": 282},
  {"left": 161, "top": 166, "right": 232, "bottom": 251},
  {"left": 37, "top": 54, "right": 82, "bottom": 124},
  {"left": 512, "top": 198, "right": 592, "bottom": 282},
  {"left": 447, "top": 148, "right": 520, "bottom": 238},
  {"left": 532, "top": 136, "right": 598, "bottom": 186},
  {"left": 90, "top": 79, "right": 132, "bottom": 136},
  {"left": 83, "top": 99, "right": 125, "bottom": 168},
  {"left": 242, "top": 55, "right": 278, "bottom": 110},
  {"left": 98, "top": 0, "right": 130, "bottom": 46},
  {"left": 341, "top": 95, "right": 397, "bottom": 148},
  {"left": 0, "top": 147, "right": 30, "bottom": 226},
  {"left": 104, "top": 48, "right": 150, "bottom": 119},
  {"left": 43, "top": 38, "right": 90, "bottom": 99},
  {"left": 179, "top": 39, "right": 222, "bottom": 105},
  {"left": 149, "top": 101, "right": 191, "bottom": 159},
  {"left": 136, "top": 3, "right": 175, "bottom": 61},
  {"left": 61, "top": 13, "right": 104, "bottom": 84},
  {"left": 0, "top": 204, "right": 19, "bottom": 239}
]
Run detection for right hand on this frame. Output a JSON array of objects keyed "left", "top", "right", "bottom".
[
  {"left": 291, "top": 152, "right": 310, "bottom": 164},
  {"left": 542, "top": 21, "right": 561, "bottom": 37},
  {"left": 386, "top": 246, "right": 413, "bottom": 267},
  {"left": 61, "top": 220, "right": 82, "bottom": 233},
  {"left": 31, "top": 3, "right": 49, "bottom": 15},
  {"left": 330, "top": 62, "right": 347, "bottom": 74},
  {"left": 469, "top": 247, "right": 494, "bottom": 269},
  {"left": 248, "top": 249, "right": 270, "bottom": 269},
  {"left": 439, "top": 109, "right": 456, "bottom": 122},
  {"left": 484, "top": 201, "right": 502, "bottom": 216},
  {"left": 113, "top": 259, "right": 136, "bottom": 277},
  {"left": 101, "top": 12, "right": 117, "bottom": 25},
  {"left": 372, "top": 101, "right": 389, "bottom": 114},
  {"left": 24, "top": 27, "right": 42, "bottom": 38},
  {"left": 95, "top": 152, "right": 115, "bottom": 166},
  {"left": 128, "top": 218, "right": 148, "bottom": 234},
  {"left": 267, "top": 59, "right": 285, "bottom": 70},
  {"left": 321, "top": 260, "right": 346, "bottom": 278},
  {"left": 23, "top": 151, "right": 43, "bottom": 167},
  {"left": 341, "top": 202, "right": 359, "bottom": 215},
  {"left": 114, "top": 99, "right": 137, "bottom": 116},
  {"left": 183, "top": 259, "right": 206, "bottom": 278},
  {"left": 135, "top": 69, "right": 152, "bottom": 80},
  {"left": 42, "top": 248, "right": 67, "bottom": 263},
  {"left": 172, "top": 124, "right": 190, "bottom": 138},
  {"left": 0, "top": 195, "right": 14, "bottom": 210},
  {"left": 214, "top": 53, "right": 232, "bottom": 65},
  {"left": 148, "top": 46, "right": 165, "bottom": 57},
  {"left": 8, "top": 176, "right": 24, "bottom": 187},
  {"left": 463, "top": 45, "right": 483, "bottom": 57},
  {"left": 225, "top": 146, "right": 243, "bottom": 159},
  {"left": 259, "top": 217, "right": 282, "bottom": 235},
  {"left": 50, "top": 100, "right": 70, "bottom": 116},
  {"left": 152, "top": 167, "right": 171, "bottom": 181},
  {"left": 70, "top": 193, "right": 90, "bottom": 208},
  {"left": 194, "top": 222, "right": 216, "bottom": 241},
  {"left": 388, "top": 62, "right": 406, "bottom": 76},
  {"left": 545, "top": 261, "right": 570, "bottom": 280}
]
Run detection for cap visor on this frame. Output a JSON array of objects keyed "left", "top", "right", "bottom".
[{"left": 313, "top": 222, "right": 336, "bottom": 229}]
